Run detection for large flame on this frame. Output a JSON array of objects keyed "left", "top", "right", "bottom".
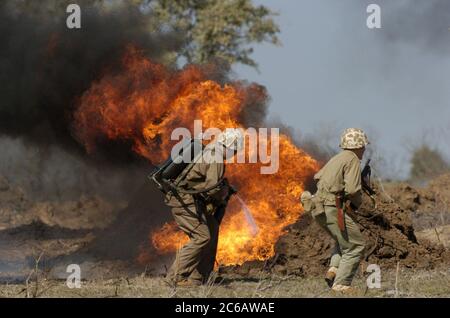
[{"left": 73, "top": 45, "right": 319, "bottom": 266}]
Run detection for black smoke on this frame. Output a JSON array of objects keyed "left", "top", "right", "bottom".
[
  {"left": 0, "top": 1, "right": 182, "bottom": 151},
  {"left": 0, "top": 3, "right": 185, "bottom": 269},
  {"left": 0, "top": 1, "right": 186, "bottom": 200}
]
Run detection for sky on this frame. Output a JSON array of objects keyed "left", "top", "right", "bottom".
[{"left": 233, "top": 0, "right": 450, "bottom": 179}]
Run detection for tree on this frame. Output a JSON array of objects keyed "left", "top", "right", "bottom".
[
  {"left": 409, "top": 145, "right": 450, "bottom": 183},
  {"left": 145, "top": 0, "right": 280, "bottom": 68}
]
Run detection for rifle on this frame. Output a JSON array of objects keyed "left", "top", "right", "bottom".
[
  {"left": 336, "top": 159, "right": 377, "bottom": 231},
  {"left": 361, "top": 159, "right": 377, "bottom": 209}
]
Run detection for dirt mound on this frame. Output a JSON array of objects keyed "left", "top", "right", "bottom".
[
  {"left": 224, "top": 184, "right": 450, "bottom": 278},
  {"left": 352, "top": 194, "right": 449, "bottom": 269},
  {"left": 428, "top": 173, "right": 450, "bottom": 199},
  {"left": 425, "top": 173, "right": 450, "bottom": 224},
  {"left": 384, "top": 174, "right": 450, "bottom": 230},
  {"left": 416, "top": 225, "right": 450, "bottom": 248},
  {"left": 383, "top": 183, "right": 428, "bottom": 212},
  {"left": 381, "top": 173, "right": 450, "bottom": 212}
]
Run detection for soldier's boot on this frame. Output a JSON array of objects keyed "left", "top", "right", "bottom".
[
  {"left": 325, "top": 267, "right": 338, "bottom": 288},
  {"left": 164, "top": 272, "right": 202, "bottom": 288},
  {"left": 163, "top": 277, "right": 176, "bottom": 288},
  {"left": 331, "top": 284, "right": 360, "bottom": 296},
  {"left": 163, "top": 270, "right": 178, "bottom": 288},
  {"left": 176, "top": 279, "right": 203, "bottom": 288},
  {"left": 202, "top": 272, "right": 225, "bottom": 285}
]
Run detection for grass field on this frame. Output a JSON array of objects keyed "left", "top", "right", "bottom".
[{"left": 1, "top": 267, "right": 449, "bottom": 298}]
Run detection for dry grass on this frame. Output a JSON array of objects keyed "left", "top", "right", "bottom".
[{"left": 0, "top": 267, "right": 449, "bottom": 298}]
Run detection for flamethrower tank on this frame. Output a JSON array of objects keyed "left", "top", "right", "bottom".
[{"left": 149, "top": 139, "right": 204, "bottom": 194}]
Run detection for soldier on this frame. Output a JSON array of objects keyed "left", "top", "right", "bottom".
[
  {"left": 164, "top": 129, "right": 244, "bottom": 287},
  {"left": 311, "top": 128, "right": 369, "bottom": 293}
]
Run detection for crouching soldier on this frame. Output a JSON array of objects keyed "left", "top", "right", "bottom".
[
  {"left": 303, "top": 128, "right": 369, "bottom": 293},
  {"left": 164, "top": 130, "right": 244, "bottom": 287}
]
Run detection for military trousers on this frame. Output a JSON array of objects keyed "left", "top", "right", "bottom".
[
  {"left": 166, "top": 200, "right": 219, "bottom": 283},
  {"left": 313, "top": 205, "right": 366, "bottom": 286}
]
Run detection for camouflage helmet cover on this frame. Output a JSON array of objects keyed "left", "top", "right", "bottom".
[{"left": 339, "top": 128, "right": 369, "bottom": 149}]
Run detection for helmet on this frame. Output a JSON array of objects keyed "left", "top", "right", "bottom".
[
  {"left": 339, "top": 128, "right": 369, "bottom": 149},
  {"left": 216, "top": 128, "right": 244, "bottom": 151}
]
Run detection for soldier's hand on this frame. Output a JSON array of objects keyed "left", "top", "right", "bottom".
[{"left": 206, "top": 203, "right": 216, "bottom": 215}]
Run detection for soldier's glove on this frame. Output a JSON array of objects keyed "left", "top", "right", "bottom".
[{"left": 300, "top": 191, "right": 315, "bottom": 214}]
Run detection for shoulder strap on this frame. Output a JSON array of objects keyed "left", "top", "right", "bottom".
[
  {"left": 173, "top": 148, "right": 204, "bottom": 186},
  {"left": 171, "top": 147, "right": 226, "bottom": 195}
]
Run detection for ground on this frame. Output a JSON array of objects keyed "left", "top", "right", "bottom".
[
  {"left": 1, "top": 174, "right": 449, "bottom": 298},
  {"left": 1, "top": 267, "right": 449, "bottom": 298}
]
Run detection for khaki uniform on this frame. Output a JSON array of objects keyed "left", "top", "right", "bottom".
[
  {"left": 165, "top": 147, "right": 227, "bottom": 283},
  {"left": 313, "top": 150, "right": 366, "bottom": 286}
]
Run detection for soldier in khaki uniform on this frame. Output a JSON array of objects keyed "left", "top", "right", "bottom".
[
  {"left": 305, "top": 128, "right": 369, "bottom": 293},
  {"left": 165, "top": 130, "right": 244, "bottom": 287}
]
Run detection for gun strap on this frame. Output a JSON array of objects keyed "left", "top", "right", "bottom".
[{"left": 174, "top": 178, "right": 225, "bottom": 195}]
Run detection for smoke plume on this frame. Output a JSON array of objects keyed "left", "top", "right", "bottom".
[{"left": 0, "top": 1, "right": 185, "bottom": 199}]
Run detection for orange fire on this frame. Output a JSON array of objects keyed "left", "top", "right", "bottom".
[{"left": 73, "top": 45, "right": 319, "bottom": 266}]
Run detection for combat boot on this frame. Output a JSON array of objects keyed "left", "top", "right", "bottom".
[
  {"left": 331, "top": 284, "right": 360, "bottom": 296},
  {"left": 176, "top": 279, "right": 203, "bottom": 288},
  {"left": 325, "top": 267, "right": 338, "bottom": 288},
  {"left": 163, "top": 276, "right": 177, "bottom": 288}
]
